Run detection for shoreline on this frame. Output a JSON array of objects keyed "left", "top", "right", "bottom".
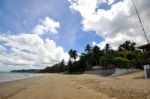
[{"left": 0, "top": 73, "right": 45, "bottom": 83}]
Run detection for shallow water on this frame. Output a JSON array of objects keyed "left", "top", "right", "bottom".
[{"left": 0, "top": 72, "right": 39, "bottom": 83}]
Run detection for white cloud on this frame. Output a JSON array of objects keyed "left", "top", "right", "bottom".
[
  {"left": 32, "top": 17, "right": 60, "bottom": 35},
  {"left": 107, "top": 0, "right": 115, "bottom": 5},
  {"left": 0, "top": 17, "right": 67, "bottom": 71},
  {"left": 0, "top": 34, "right": 69, "bottom": 70},
  {"left": 69, "top": 0, "right": 150, "bottom": 49},
  {"left": 92, "top": 41, "right": 97, "bottom": 47}
]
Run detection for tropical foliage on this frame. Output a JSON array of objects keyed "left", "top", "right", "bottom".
[
  {"left": 113, "top": 57, "right": 130, "bottom": 68},
  {"left": 100, "top": 54, "right": 115, "bottom": 69},
  {"left": 40, "top": 40, "right": 145, "bottom": 73}
]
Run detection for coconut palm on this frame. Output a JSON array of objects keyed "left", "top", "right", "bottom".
[
  {"left": 85, "top": 44, "right": 91, "bottom": 53},
  {"left": 68, "top": 49, "right": 78, "bottom": 61},
  {"left": 104, "top": 43, "right": 111, "bottom": 53},
  {"left": 92, "top": 46, "right": 102, "bottom": 65}
]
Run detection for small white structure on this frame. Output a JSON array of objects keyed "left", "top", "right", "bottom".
[{"left": 144, "top": 65, "right": 150, "bottom": 78}]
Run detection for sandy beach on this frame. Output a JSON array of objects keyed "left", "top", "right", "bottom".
[{"left": 0, "top": 71, "right": 150, "bottom": 99}]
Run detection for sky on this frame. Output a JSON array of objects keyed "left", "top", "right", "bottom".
[{"left": 0, "top": 0, "right": 150, "bottom": 71}]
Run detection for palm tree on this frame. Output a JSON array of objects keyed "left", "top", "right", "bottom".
[
  {"left": 68, "top": 59, "right": 73, "bottom": 73},
  {"left": 105, "top": 43, "right": 111, "bottom": 53},
  {"left": 92, "top": 46, "right": 101, "bottom": 65},
  {"left": 60, "top": 59, "right": 65, "bottom": 72},
  {"left": 85, "top": 44, "right": 91, "bottom": 53},
  {"left": 72, "top": 50, "right": 78, "bottom": 61},
  {"left": 69, "top": 49, "right": 73, "bottom": 59},
  {"left": 68, "top": 49, "right": 78, "bottom": 61}
]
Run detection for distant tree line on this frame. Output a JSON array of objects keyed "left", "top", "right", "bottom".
[
  {"left": 40, "top": 40, "right": 145, "bottom": 73},
  {"left": 39, "top": 60, "right": 66, "bottom": 73},
  {"left": 11, "top": 69, "right": 41, "bottom": 73}
]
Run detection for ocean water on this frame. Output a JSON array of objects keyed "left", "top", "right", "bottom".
[{"left": 0, "top": 72, "right": 39, "bottom": 83}]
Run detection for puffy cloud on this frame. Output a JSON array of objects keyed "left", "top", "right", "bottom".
[
  {"left": 69, "top": 0, "right": 150, "bottom": 49},
  {"left": 0, "top": 34, "right": 69, "bottom": 70},
  {"left": 0, "top": 17, "right": 67, "bottom": 71},
  {"left": 32, "top": 17, "right": 60, "bottom": 35}
]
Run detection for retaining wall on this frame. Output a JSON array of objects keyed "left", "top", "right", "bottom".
[{"left": 144, "top": 65, "right": 150, "bottom": 78}]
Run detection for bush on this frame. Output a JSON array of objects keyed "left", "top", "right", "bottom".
[
  {"left": 113, "top": 57, "right": 129, "bottom": 68},
  {"left": 68, "top": 61, "right": 86, "bottom": 73},
  {"left": 85, "top": 65, "right": 92, "bottom": 70},
  {"left": 100, "top": 54, "right": 115, "bottom": 69}
]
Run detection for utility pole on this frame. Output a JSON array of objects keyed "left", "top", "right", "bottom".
[{"left": 131, "top": 0, "right": 149, "bottom": 44}]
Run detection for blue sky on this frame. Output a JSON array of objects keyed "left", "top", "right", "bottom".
[
  {"left": 0, "top": 0, "right": 149, "bottom": 71},
  {"left": 0, "top": 0, "right": 104, "bottom": 52}
]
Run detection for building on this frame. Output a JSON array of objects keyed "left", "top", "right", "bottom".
[
  {"left": 137, "top": 43, "right": 150, "bottom": 78},
  {"left": 137, "top": 43, "right": 150, "bottom": 64},
  {"left": 137, "top": 43, "right": 150, "bottom": 51}
]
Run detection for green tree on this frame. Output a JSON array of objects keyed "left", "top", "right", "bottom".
[
  {"left": 118, "top": 40, "right": 136, "bottom": 51},
  {"left": 113, "top": 57, "right": 130, "bottom": 68},
  {"left": 69, "top": 49, "right": 73, "bottom": 59},
  {"left": 118, "top": 41, "right": 137, "bottom": 67},
  {"left": 119, "top": 50, "right": 130, "bottom": 58},
  {"left": 100, "top": 54, "right": 115, "bottom": 69},
  {"left": 105, "top": 43, "right": 111, "bottom": 53},
  {"left": 68, "top": 49, "right": 78, "bottom": 61},
  {"left": 133, "top": 50, "right": 144, "bottom": 68},
  {"left": 92, "top": 45, "right": 102, "bottom": 65},
  {"left": 60, "top": 59, "right": 65, "bottom": 72},
  {"left": 68, "top": 59, "right": 73, "bottom": 73},
  {"left": 80, "top": 53, "right": 92, "bottom": 70},
  {"left": 85, "top": 44, "right": 91, "bottom": 54}
]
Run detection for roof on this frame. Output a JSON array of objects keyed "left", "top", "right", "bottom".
[{"left": 137, "top": 43, "right": 150, "bottom": 49}]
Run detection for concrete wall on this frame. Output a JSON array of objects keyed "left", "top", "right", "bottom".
[
  {"left": 110, "top": 68, "right": 139, "bottom": 77},
  {"left": 100, "top": 69, "right": 116, "bottom": 76},
  {"left": 87, "top": 68, "right": 141, "bottom": 77},
  {"left": 144, "top": 65, "right": 150, "bottom": 78}
]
